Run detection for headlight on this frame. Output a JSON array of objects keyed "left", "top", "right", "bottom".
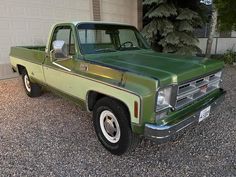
[
  {"left": 215, "top": 71, "right": 223, "bottom": 88},
  {"left": 215, "top": 71, "right": 222, "bottom": 78},
  {"left": 156, "top": 86, "right": 173, "bottom": 112},
  {"left": 208, "top": 70, "right": 223, "bottom": 88}
]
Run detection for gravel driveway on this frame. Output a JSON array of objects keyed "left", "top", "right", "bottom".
[{"left": 0, "top": 66, "right": 235, "bottom": 177}]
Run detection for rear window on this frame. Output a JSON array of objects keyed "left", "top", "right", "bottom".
[{"left": 78, "top": 29, "right": 112, "bottom": 44}]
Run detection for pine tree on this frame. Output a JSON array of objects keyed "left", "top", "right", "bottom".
[
  {"left": 143, "top": 0, "right": 203, "bottom": 55},
  {"left": 215, "top": 0, "right": 236, "bottom": 31}
]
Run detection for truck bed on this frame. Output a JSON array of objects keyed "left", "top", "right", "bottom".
[
  {"left": 24, "top": 46, "right": 46, "bottom": 51},
  {"left": 10, "top": 46, "right": 46, "bottom": 64}
]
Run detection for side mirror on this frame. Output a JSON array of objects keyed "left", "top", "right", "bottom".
[{"left": 52, "top": 40, "right": 68, "bottom": 59}]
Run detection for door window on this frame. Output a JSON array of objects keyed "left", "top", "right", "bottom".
[{"left": 51, "top": 26, "right": 75, "bottom": 56}]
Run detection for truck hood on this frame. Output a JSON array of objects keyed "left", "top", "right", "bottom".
[{"left": 84, "top": 49, "right": 224, "bottom": 86}]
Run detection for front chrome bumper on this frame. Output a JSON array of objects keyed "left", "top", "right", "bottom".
[{"left": 144, "top": 88, "right": 226, "bottom": 143}]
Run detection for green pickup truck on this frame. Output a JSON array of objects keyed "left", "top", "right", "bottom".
[{"left": 10, "top": 21, "right": 225, "bottom": 155}]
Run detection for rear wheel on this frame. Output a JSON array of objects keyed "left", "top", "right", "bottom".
[
  {"left": 93, "top": 97, "right": 140, "bottom": 155},
  {"left": 22, "top": 69, "right": 42, "bottom": 97}
]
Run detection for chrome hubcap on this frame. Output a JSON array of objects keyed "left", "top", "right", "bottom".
[
  {"left": 24, "top": 75, "right": 31, "bottom": 92},
  {"left": 100, "top": 110, "right": 120, "bottom": 143}
]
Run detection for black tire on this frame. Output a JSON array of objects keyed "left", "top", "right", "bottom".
[
  {"left": 93, "top": 97, "right": 140, "bottom": 155},
  {"left": 22, "top": 69, "right": 42, "bottom": 97}
]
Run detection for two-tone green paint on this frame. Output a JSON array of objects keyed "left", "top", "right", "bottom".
[
  {"left": 10, "top": 22, "right": 224, "bottom": 135},
  {"left": 11, "top": 56, "right": 142, "bottom": 125}
]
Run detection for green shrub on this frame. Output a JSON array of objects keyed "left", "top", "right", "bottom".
[
  {"left": 210, "top": 54, "right": 223, "bottom": 60},
  {"left": 223, "top": 49, "right": 236, "bottom": 64}
]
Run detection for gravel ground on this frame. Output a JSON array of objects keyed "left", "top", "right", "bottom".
[{"left": 0, "top": 66, "right": 235, "bottom": 177}]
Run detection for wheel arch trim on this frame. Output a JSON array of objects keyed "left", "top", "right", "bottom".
[{"left": 86, "top": 90, "right": 141, "bottom": 125}]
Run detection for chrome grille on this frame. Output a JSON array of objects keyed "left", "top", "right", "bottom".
[{"left": 175, "top": 71, "right": 222, "bottom": 110}]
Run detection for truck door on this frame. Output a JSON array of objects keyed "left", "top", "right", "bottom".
[{"left": 43, "top": 25, "right": 78, "bottom": 94}]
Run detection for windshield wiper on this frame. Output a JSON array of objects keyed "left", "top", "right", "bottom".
[
  {"left": 95, "top": 48, "right": 117, "bottom": 53},
  {"left": 117, "top": 46, "right": 141, "bottom": 51}
]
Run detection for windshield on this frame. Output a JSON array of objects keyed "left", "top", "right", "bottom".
[{"left": 77, "top": 23, "right": 150, "bottom": 54}]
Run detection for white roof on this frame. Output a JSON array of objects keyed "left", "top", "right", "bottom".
[{"left": 72, "top": 21, "right": 132, "bottom": 26}]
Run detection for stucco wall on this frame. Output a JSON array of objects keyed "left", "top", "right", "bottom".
[
  {"left": 0, "top": 0, "right": 93, "bottom": 64},
  {"left": 100, "top": 0, "right": 138, "bottom": 27},
  {"left": 231, "top": 31, "right": 236, "bottom": 37},
  {"left": 198, "top": 38, "right": 236, "bottom": 54}
]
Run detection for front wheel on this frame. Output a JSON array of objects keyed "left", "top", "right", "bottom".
[
  {"left": 93, "top": 97, "right": 140, "bottom": 155},
  {"left": 22, "top": 69, "right": 42, "bottom": 97}
]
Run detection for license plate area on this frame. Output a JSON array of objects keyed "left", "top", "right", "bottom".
[{"left": 199, "top": 106, "right": 211, "bottom": 122}]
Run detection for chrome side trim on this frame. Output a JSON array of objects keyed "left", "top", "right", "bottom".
[{"left": 52, "top": 62, "right": 71, "bottom": 72}]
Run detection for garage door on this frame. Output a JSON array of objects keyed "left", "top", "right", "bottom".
[{"left": 0, "top": 0, "right": 93, "bottom": 64}]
